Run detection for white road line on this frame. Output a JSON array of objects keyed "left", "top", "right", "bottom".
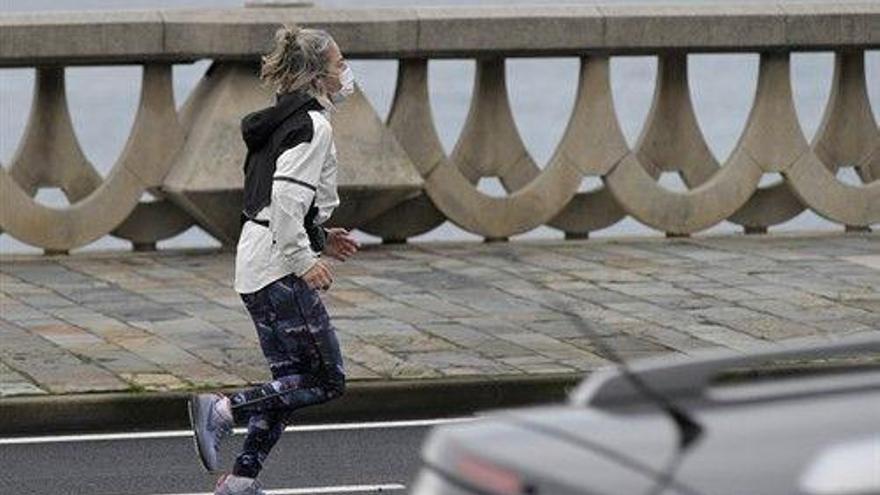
[
  {"left": 0, "top": 417, "right": 474, "bottom": 446},
  {"left": 159, "top": 483, "right": 407, "bottom": 495}
]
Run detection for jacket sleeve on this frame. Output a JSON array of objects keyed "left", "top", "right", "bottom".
[
  {"left": 314, "top": 137, "right": 340, "bottom": 226},
  {"left": 270, "top": 113, "right": 333, "bottom": 276}
]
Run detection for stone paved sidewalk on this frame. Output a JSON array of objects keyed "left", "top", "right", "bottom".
[{"left": 0, "top": 233, "right": 878, "bottom": 397}]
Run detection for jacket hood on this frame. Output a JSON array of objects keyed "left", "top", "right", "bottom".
[{"left": 241, "top": 91, "right": 316, "bottom": 151}]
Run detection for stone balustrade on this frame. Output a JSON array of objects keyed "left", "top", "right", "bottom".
[{"left": 0, "top": 2, "right": 878, "bottom": 253}]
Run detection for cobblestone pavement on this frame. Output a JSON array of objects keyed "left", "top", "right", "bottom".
[{"left": 0, "top": 234, "right": 877, "bottom": 397}]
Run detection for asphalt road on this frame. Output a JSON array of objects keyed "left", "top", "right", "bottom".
[{"left": 0, "top": 419, "right": 468, "bottom": 495}]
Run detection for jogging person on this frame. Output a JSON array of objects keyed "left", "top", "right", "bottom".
[{"left": 188, "top": 25, "right": 360, "bottom": 495}]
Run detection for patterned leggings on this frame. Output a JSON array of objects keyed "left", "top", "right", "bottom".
[{"left": 228, "top": 274, "right": 346, "bottom": 478}]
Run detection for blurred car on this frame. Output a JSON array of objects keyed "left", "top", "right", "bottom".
[{"left": 411, "top": 336, "right": 880, "bottom": 495}]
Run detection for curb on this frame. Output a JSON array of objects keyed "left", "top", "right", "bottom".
[{"left": 0, "top": 374, "right": 582, "bottom": 436}]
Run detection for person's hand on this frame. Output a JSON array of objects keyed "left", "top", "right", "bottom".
[
  {"left": 302, "top": 259, "right": 334, "bottom": 291},
  {"left": 324, "top": 228, "right": 360, "bottom": 262}
]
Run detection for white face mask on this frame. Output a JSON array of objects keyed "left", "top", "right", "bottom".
[{"left": 331, "top": 64, "right": 356, "bottom": 104}]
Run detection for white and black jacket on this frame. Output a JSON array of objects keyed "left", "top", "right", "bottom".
[{"left": 234, "top": 92, "right": 340, "bottom": 294}]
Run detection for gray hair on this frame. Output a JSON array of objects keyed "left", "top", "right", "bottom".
[{"left": 260, "top": 25, "right": 336, "bottom": 101}]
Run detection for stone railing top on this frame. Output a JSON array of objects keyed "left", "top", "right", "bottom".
[{"left": 0, "top": 2, "right": 878, "bottom": 66}]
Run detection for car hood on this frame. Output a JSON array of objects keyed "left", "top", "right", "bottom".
[{"left": 421, "top": 405, "right": 688, "bottom": 495}]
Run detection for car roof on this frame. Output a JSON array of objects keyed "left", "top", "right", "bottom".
[
  {"left": 570, "top": 335, "right": 880, "bottom": 408},
  {"left": 497, "top": 374, "right": 879, "bottom": 494},
  {"left": 422, "top": 336, "right": 880, "bottom": 494}
]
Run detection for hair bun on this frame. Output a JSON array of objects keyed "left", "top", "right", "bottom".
[
  {"left": 275, "top": 24, "right": 301, "bottom": 46},
  {"left": 284, "top": 24, "right": 301, "bottom": 42}
]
